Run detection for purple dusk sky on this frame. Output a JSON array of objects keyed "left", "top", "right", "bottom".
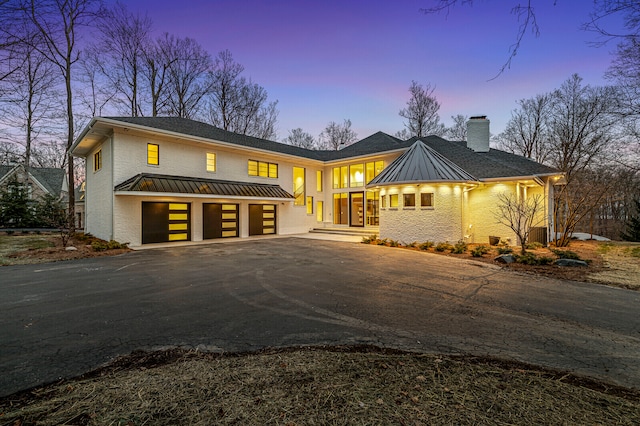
[{"left": 123, "top": 0, "right": 621, "bottom": 141}]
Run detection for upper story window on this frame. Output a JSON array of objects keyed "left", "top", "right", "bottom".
[
  {"left": 403, "top": 193, "right": 416, "bottom": 207},
  {"left": 248, "top": 160, "right": 278, "bottom": 178},
  {"left": 349, "top": 164, "right": 364, "bottom": 187},
  {"left": 147, "top": 143, "right": 159, "bottom": 165},
  {"left": 366, "top": 161, "right": 384, "bottom": 183},
  {"left": 293, "top": 166, "right": 305, "bottom": 206},
  {"left": 206, "top": 152, "right": 216, "bottom": 172},
  {"left": 332, "top": 166, "right": 348, "bottom": 189},
  {"left": 316, "top": 170, "right": 323, "bottom": 192},
  {"left": 93, "top": 149, "right": 102, "bottom": 172},
  {"left": 389, "top": 194, "right": 399, "bottom": 208}
]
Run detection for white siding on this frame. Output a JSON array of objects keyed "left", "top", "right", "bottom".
[{"left": 85, "top": 138, "right": 113, "bottom": 241}]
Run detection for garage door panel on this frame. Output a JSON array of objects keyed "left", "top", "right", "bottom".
[
  {"left": 142, "top": 202, "right": 191, "bottom": 244},
  {"left": 249, "top": 204, "right": 277, "bottom": 236},
  {"left": 203, "top": 203, "right": 238, "bottom": 239}
]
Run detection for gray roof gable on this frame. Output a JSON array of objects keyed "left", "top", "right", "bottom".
[{"left": 0, "top": 165, "right": 65, "bottom": 197}]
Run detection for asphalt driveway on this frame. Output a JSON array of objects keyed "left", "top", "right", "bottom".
[{"left": 1, "top": 236, "right": 639, "bottom": 397}]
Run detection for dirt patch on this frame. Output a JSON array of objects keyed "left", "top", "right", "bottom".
[
  {"left": 0, "top": 232, "right": 130, "bottom": 266},
  {"left": 2, "top": 346, "right": 638, "bottom": 425}
]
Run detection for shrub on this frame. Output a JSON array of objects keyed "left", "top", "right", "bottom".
[
  {"left": 361, "top": 235, "right": 378, "bottom": 244},
  {"left": 107, "top": 240, "right": 128, "bottom": 249},
  {"left": 516, "top": 252, "right": 540, "bottom": 265},
  {"left": 435, "top": 242, "right": 453, "bottom": 252},
  {"left": 471, "top": 245, "right": 490, "bottom": 257},
  {"left": 538, "top": 256, "right": 555, "bottom": 265},
  {"left": 91, "top": 240, "right": 108, "bottom": 251},
  {"left": 452, "top": 240, "right": 467, "bottom": 254},
  {"left": 550, "top": 249, "right": 581, "bottom": 260},
  {"left": 406, "top": 241, "right": 418, "bottom": 248},
  {"left": 497, "top": 246, "right": 513, "bottom": 255},
  {"left": 376, "top": 238, "right": 388, "bottom": 246},
  {"left": 6, "top": 230, "right": 14, "bottom": 235},
  {"left": 419, "top": 241, "right": 434, "bottom": 251},
  {"left": 389, "top": 240, "right": 399, "bottom": 247},
  {"left": 526, "top": 241, "right": 544, "bottom": 249}
]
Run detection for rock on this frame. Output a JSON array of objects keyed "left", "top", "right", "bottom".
[
  {"left": 554, "top": 258, "right": 588, "bottom": 267},
  {"left": 65, "top": 246, "right": 78, "bottom": 251},
  {"left": 494, "top": 254, "right": 516, "bottom": 264}
]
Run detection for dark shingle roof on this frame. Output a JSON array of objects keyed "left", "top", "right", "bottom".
[
  {"left": 0, "top": 165, "right": 65, "bottom": 197},
  {"left": 368, "top": 140, "right": 477, "bottom": 186},
  {"left": 100, "top": 117, "right": 558, "bottom": 180},
  {"left": 115, "top": 173, "right": 295, "bottom": 199}
]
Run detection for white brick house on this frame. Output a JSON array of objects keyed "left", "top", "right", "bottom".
[{"left": 71, "top": 116, "right": 560, "bottom": 247}]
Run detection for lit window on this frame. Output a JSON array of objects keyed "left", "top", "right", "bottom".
[
  {"left": 317, "top": 201, "right": 323, "bottom": 222},
  {"left": 206, "top": 153, "right": 216, "bottom": 172},
  {"left": 389, "top": 194, "right": 398, "bottom": 207},
  {"left": 316, "top": 170, "right": 323, "bottom": 192},
  {"left": 404, "top": 193, "right": 415, "bottom": 207},
  {"left": 93, "top": 150, "right": 102, "bottom": 172},
  {"left": 306, "top": 196, "right": 313, "bottom": 214},
  {"left": 248, "top": 160, "right": 278, "bottom": 178},
  {"left": 349, "top": 164, "right": 364, "bottom": 187},
  {"left": 332, "top": 166, "right": 348, "bottom": 189},
  {"left": 147, "top": 143, "right": 159, "bottom": 165},
  {"left": 365, "top": 161, "right": 384, "bottom": 183},
  {"left": 293, "top": 166, "right": 305, "bottom": 206},
  {"left": 421, "top": 192, "right": 434, "bottom": 207}
]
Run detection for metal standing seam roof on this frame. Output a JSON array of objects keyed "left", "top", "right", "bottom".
[
  {"left": 114, "top": 173, "right": 295, "bottom": 199},
  {"left": 367, "top": 140, "right": 478, "bottom": 186}
]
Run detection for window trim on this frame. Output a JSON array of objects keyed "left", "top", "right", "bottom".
[
  {"left": 420, "top": 192, "right": 434, "bottom": 208},
  {"left": 403, "top": 193, "right": 416, "bottom": 208}
]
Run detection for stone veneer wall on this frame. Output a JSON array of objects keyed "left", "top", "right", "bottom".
[{"left": 379, "top": 184, "right": 463, "bottom": 244}]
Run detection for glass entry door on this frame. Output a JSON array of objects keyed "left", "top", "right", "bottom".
[{"left": 350, "top": 192, "right": 364, "bottom": 227}]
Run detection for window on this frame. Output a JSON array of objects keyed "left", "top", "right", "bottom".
[
  {"left": 293, "top": 166, "right": 305, "bottom": 206},
  {"left": 306, "top": 196, "right": 313, "bottom": 214},
  {"left": 403, "top": 193, "right": 415, "bottom": 207},
  {"left": 365, "top": 161, "right": 384, "bottom": 183},
  {"left": 349, "top": 164, "right": 364, "bottom": 187},
  {"left": 206, "top": 153, "right": 216, "bottom": 172},
  {"left": 316, "top": 170, "right": 323, "bottom": 192},
  {"left": 389, "top": 194, "right": 398, "bottom": 208},
  {"left": 248, "top": 160, "right": 278, "bottom": 178},
  {"left": 147, "top": 143, "right": 159, "bottom": 165},
  {"left": 381, "top": 195, "right": 386, "bottom": 208},
  {"left": 332, "top": 166, "right": 348, "bottom": 189},
  {"left": 421, "top": 192, "right": 434, "bottom": 207},
  {"left": 317, "top": 201, "right": 323, "bottom": 222},
  {"left": 93, "top": 150, "right": 102, "bottom": 172}
]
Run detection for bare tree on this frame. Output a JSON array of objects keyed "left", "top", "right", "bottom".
[
  {"left": 399, "top": 81, "right": 445, "bottom": 138},
  {"left": 547, "top": 74, "right": 620, "bottom": 246},
  {"left": 494, "top": 192, "right": 545, "bottom": 255},
  {"left": 206, "top": 49, "right": 279, "bottom": 139},
  {"left": 13, "top": 0, "right": 101, "bottom": 232},
  {"left": 0, "top": 22, "right": 58, "bottom": 169},
  {"left": 140, "top": 33, "right": 175, "bottom": 117},
  {"left": 319, "top": 119, "right": 358, "bottom": 150},
  {"left": 77, "top": 47, "right": 117, "bottom": 120},
  {"left": 283, "top": 128, "right": 316, "bottom": 149},
  {"left": 444, "top": 114, "right": 468, "bottom": 140},
  {"left": 91, "top": 1, "right": 152, "bottom": 117},
  {"left": 163, "top": 34, "right": 212, "bottom": 119},
  {"left": 494, "top": 94, "right": 551, "bottom": 163},
  {"left": 394, "top": 128, "right": 411, "bottom": 140}
]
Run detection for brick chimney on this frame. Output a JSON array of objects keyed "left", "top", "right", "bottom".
[{"left": 466, "top": 116, "right": 490, "bottom": 152}]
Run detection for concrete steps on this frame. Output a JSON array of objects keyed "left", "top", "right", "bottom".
[{"left": 309, "top": 227, "right": 379, "bottom": 237}]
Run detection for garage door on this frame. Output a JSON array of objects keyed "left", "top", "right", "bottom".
[
  {"left": 203, "top": 203, "right": 239, "bottom": 239},
  {"left": 142, "top": 202, "right": 191, "bottom": 244},
  {"left": 249, "top": 204, "right": 276, "bottom": 236}
]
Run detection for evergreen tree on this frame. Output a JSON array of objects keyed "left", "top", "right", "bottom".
[
  {"left": 0, "top": 176, "right": 35, "bottom": 228},
  {"left": 34, "top": 194, "right": 66, "bottom": 228},
  {"left": 621, "top": 198, "right": 640, "bottom": 242}
]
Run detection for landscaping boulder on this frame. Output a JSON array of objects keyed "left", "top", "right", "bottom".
[
  {"left": 554, "top": 258, "right": 588, "bottom": 267},
  {"left": 65, "top": 246, "right": 78, "bottom": 251},
  {"left": 494, "top": 254, "right": 516, "bottom": 264}
]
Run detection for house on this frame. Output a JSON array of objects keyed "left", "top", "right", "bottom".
[
  {"left": 70, "top": 116, "right": 560, "bottom": 247},
  {"left": 0, "top": 164, "right": 67, "bottom": 203}
]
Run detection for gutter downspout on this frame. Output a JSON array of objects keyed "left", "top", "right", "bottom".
[{"left": 110, "top": 135, "right": 115, "bottom": 241}]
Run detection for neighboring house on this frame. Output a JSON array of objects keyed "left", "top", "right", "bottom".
[
  {"left": 71, "top": 116, "right": 561, "bottom": 247},
  {"left": 75, "top": 181, "right": 85, "bottom": 229},
  {"left": 0, "top": 164, "right": 68, "bottom": 203}
]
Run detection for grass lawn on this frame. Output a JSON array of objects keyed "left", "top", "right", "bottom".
[{"left": 0, "top": 233, "right": 55, "bottom": 265}]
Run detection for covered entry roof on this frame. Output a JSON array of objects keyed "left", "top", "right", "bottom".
[
  {"left": 367, "top": 140, "right": 478, "bottom": 186},
  {"left": 115, "top": 173, "right": 295, "bottom": 199}
]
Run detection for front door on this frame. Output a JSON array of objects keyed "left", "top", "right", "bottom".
[{"left": 350, "top": 192, "right": 364, "bottom": 227}]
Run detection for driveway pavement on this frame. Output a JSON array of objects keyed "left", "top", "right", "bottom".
[{"left": 1, "top": 236, "right": 639, "bottom": 397}]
